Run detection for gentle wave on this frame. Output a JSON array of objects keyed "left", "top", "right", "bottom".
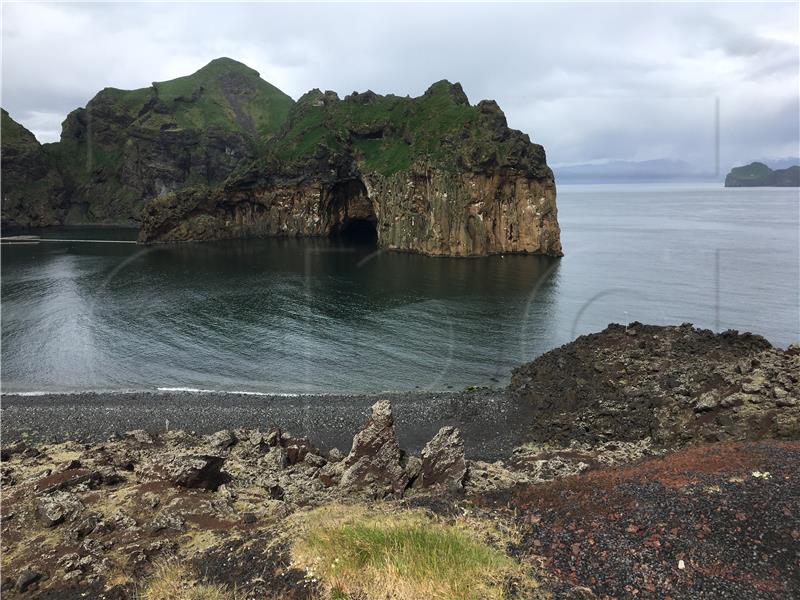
[
  {"left": 156, "top": 387, "right": 302, "bottom": 397},
  {"left": 4, "top": 387, "right": 450, "bottom": 397}
]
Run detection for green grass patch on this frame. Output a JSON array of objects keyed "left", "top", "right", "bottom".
[{"left": 291, "top": 505, "right": 530, "bottom": 600}]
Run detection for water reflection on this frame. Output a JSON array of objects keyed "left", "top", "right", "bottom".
[{"left": 3, "top": 182, "right": 797, "bottom": 395}]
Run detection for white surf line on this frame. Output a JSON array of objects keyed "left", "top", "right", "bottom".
[{"left": 1, "top": 237, "right": 137, "bottom": 244}]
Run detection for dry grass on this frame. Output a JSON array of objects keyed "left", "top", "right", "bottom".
[
  {"left": 137, "top": 558, "right": 234, "bottom": 600},
  {"left": 290, "top": 504, "right": 532, "bottom": 600}
]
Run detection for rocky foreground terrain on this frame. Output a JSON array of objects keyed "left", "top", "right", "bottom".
[{"left": 1, "top": 323, "right": 798, "bottom": 599}]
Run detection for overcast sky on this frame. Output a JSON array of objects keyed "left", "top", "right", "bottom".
[{"left": 2, "top": 2, "right": 798, "bottom": 170}]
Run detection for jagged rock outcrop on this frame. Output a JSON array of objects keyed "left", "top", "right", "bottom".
[
  {"left": 420, "top": 426, "right": 467, "bottom": 489},
  {"left": 338, "top": 399, "right": 410, "bottom": 496},
  {"left": 1, "top": 58, "right": 293, "bottom": 227},
  {"left": 725, "top": 161, "right": 800, "bottom": 187},
  {"left": 509, "top": 322, "right": 800, "bottom": 448},
  {"left": 139, "top": 80, "right": 562, "bottom": 257}
]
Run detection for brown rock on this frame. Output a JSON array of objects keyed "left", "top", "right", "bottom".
[
  {"left": 339, "top": 400, "right": 409, "bottom": 496},
  {"left": 420, "top": 426, "right": 467, "bottom": 489}
]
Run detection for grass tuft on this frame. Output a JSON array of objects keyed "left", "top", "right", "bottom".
[
  {"left": 138, "top": 558, "right": 234, "bottom": 600},
  {"left": 291, "top": 504, "right": 529, "bottom": 600}
]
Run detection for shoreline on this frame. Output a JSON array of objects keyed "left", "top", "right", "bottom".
[
  {"left": 0, "top": 388, "right": 524, "bottom": 461},
  {"left": 2, "top": 323, "right": 799, "bottom": 598}
]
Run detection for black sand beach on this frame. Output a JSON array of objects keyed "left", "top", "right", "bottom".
[{"left": 1, "top": 388, "right": 526, "bottom": 460}]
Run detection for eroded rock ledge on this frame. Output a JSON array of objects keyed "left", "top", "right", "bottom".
[{"left": 138, "top": 82, "right": 562, "bottom": 257}]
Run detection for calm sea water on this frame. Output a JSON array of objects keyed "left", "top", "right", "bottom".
[{"left": 2, "top": 183, "right": 798, "bottom": 394}]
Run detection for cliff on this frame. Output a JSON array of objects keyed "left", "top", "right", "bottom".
[
  {"left": 1, "top": 58, "right": 294, "bottom": 227},
  {"left": 724, "top": 161, "right": 800, "bottom": 187},
  {"left": 3, "top": 59, "right": 561, "bottom": 257},
  {"left": 139, "top": 81, "right": 562, "bottom": 257},
  {"left": 0, "top": 110, "right": 67, "bottom": 227}
]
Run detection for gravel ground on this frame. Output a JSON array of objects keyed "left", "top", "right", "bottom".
[
  {"left": 480, "top": 440, "right": 800, "bottom": 599},
  {"left": 0, "top": 388, "right": 530, "bottom": 460}
]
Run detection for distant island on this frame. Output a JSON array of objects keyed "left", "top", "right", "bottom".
[
  {"left": 725, "top": 161, "right": 800, "bottom": 187},
  {"left": 0, "top": 57, "right": 562, "bottom": 258}
]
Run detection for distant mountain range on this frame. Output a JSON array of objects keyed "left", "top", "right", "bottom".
[{"left": 554, "top": 158, "right": 800, "bottom": 184}]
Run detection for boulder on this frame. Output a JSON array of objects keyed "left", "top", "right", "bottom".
[
  {"left": 1, "top": 440, "right": 28, "bottom": 461},
  {"left": 124, "top": 430, "right": 154, "bottom": 445},
  {"left": 35, "top": 468, "right": 102, "bottom": 494},
  {"left": 283, "top": 437, "right": 318, "bottom": 465},
  {"left": 140, "top": 455, "right": 227, "bottom": 490},
  {"left": 420, "top": 426, "right": 467, "bottom": 489},
  {"left": 70, "top": 514, "right": 100, "bottom": 540},
  {"left": 464, "top": 460, "right": 527, "bottom": 494},
  {"left": 15, "top": 570, "right": 42, "bottom": 593},
  {"left": 265, "top": 428, "right": 282, "bottom": 447},
  {"left": 148, "top": 511, "right": 186, "bottom": 534},
  {"left": 327, "top": 447, "right": 344, "bottom": 463},
  {"left": 36, "top": 492, "right": 84, "bottom": 527},
  {"left": 694, "top": 390, "right": 720, "bottom": 412},
  {"left": 339, "top": 400, "right": 409, "bottom": 496},
  {"left": 206, "top": 430, "right": 237, "bottom": 451},
  {"left": 262, "top": 447, "right": 288, "bottom": 471}
]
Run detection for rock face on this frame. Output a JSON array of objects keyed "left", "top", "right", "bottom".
[
  {"left": 1, "top": 58, "right": 293, "bottom": 227},
  {"left": 139, "top": 81, "right": 562, "bottom": 257},
  {"left": 725, "top": 161, "right": 800, "bottom": 187},
  {"left": 3, "top": 60, "right": 560, "bottom": 257}
]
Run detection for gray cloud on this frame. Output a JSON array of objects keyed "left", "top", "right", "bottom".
[{"left": 1, "top": 2, "right": 797, "bottom": 169}]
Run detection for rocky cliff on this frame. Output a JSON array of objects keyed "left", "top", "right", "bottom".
[
  {"left": 1, "top": 58, "right": 293, "bottom": 227},
  {"left": 0, "top": 110, "right": 67, "bottom": 227},
  {"left": 139, "top": 81, "right": 562, "bottom": 257},
  {"left": 724, "top": 161, "right": 800, "bottom": 187}
]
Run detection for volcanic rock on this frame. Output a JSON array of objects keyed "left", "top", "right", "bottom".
[
  {"left": 35, "top": 492, "right": 84, "bottom": 527},
  {"left": 140, "top": 454, "right": 228, "bottom": 490},
  {"left": 339, "top": 400, "right": 409, "bottom": 496},
  {"left": 420, "top": 426, "right": 467, "bottom": 489},
  {"left": 138, "top": 79, "right": 561, "bottom": 257}
]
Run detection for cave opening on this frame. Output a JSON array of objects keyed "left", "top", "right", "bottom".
[
  {"left": 336, "top": 217, "right": 378, "bottom": 244},
  {"left": 326, "top": 179, "right": 378, "bottom": 246}
]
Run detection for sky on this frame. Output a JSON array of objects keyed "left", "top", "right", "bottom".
[{"left": 2, "top": 1, "right": 798, "bottom": 171}]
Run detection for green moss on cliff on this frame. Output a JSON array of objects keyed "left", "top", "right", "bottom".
[
  {"left": 263, "top": 80, "right": 546, "bottom": 179},
  {"left": 1, "top": 110, "right": 66, "bottom": 226},
  {"left": 3, "top": 58, "right": 296, "bottom": 225}
]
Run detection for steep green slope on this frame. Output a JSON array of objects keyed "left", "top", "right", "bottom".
[
  {"left": 2, "top": 58, "right": 294, "bottom": 226},
  {"left": 140, "top": 81, "right": 562, "bottom": 257},
  {"left": 725, "top": 161, "right": 800, "bottom": 187},
  {"left": 1, "top": 110, "right": 66, "bottom": 227},
  {"left": 259, "top": 81, "right": 549, "bottom": 178}
]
